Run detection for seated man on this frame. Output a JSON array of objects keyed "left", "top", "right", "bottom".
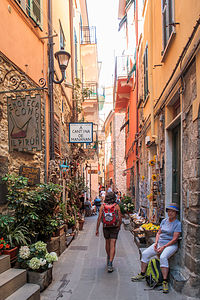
[
  {"left": 84, "top": 198, "right": 92, "bottom": 217},
  {"left": 131, "top": 203, "right": 181, "bottom": 294}
]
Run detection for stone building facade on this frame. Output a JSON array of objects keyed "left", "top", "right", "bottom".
[
  {"left": 0, "top": 54, "right": 46, "bottom": 212},
  {"left": 114, "top": 113, "right": 126, "bottom": 195}
]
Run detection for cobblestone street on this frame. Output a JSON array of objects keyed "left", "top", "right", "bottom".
[{"left": 41, "top": 217, "right": 193, "bottom": 300}]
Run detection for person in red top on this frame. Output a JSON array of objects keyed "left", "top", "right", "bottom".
[{"left": 96, "top": 192, "right": 122, "bottom": 272}]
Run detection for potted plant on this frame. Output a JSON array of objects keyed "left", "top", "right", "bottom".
[
  {"left": 2, "top": 174, "right": 62, "bottom": 242},
  {"left": 2, "top": 223, "right": 30, "bottom": 263},
  {"left": 18, "top": 241, "right": 58, "bottom": 291},
  {"left": 0, "top": 238, "right": 10, "bottom": 255}
]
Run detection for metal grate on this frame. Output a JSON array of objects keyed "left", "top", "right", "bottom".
[{"left": 69, "top": 246, "right": 88, "bottom": 251}]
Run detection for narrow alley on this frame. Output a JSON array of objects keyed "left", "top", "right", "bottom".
[{"left": 41, "top": 217, "right": 188, "bottom": 300}]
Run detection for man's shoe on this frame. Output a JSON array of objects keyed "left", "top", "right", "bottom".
[
  {"left": 162, "top": 281, "right": 169, "bottom": 293},
  {"left": 107, "top": 262, "right": 113, "bottom": 273},
  {"left": 131, "top": 273, "right": 145, "bottom": 281}
]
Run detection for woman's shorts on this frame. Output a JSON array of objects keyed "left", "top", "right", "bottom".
[{"left": 103, "top": 227, "right": 120, "bottom": 239}]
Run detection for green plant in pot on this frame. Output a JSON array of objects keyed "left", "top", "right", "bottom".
[{"left": 2, "top": 174, "right": 62, "bottom": 242}]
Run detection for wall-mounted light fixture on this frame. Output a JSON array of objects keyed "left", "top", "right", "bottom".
[{"left": 53, "top": 50, "right": 71, "bottom": 84}]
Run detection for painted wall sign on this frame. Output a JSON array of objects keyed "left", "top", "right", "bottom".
[
  {"left": 19, "top": 166, "right": 40, "bottom": 185},
  {"left": 69, "top": 122, "right": 93, "bottom": 143},
  {"left": 7, "top": 94, "right": 42, "bottom": 151}
]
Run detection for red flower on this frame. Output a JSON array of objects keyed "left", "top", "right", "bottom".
[
  {"left": 0, "top": 244, "right": 3, "bottom": 249},
  {"left": 5, "top": 244, "right": 10, "bottom": 249},
  {"left": 0, "top": 238, "right": 4, "bottom": 241}
]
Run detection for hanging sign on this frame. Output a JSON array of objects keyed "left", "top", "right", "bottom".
[
  {"left": 7, "top": 95, "right": 42, "bottom": 151},
  {"left": 69, "top": 122, "right": 93, "bottom": 143}
]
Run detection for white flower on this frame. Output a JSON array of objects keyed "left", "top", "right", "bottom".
[
  {"left": 45, "top": 252, "right": 58, "bottom": 263},
  {"left": 29, "top": 257, "right": 41, "bottom": 270},
  {"left": 34, "top": 241, "right": 47, "bottom": 252},
  {"left": 48, "top": 263, "right": 53, "bottom": 268},
  {"left": 19, "top": 246, "right": 30, "bottom": 259},
  {"left": 49, "top": 252, "right": 58, "bottom": 261},
  {"left": 39, "top": 258, "right": 46, "bottom": 266}
]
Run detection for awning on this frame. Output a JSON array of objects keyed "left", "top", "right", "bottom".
[
  {"left": 127, "top": 63, "right": 136, "bottom": 83},
  {"left": 120, "top": 119, "right": 129, "bottom": 131},
  {"left": 118, "top": 14, "right": 127, "bottom": 31}
]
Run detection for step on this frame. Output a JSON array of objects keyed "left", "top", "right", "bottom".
[
  {"left": 170, "top": 268, "right": 187, "bottom": 293},
  {"left": 5, "top": 283, "right": 40, "bottom": 300},
  {"left": 0, "top": 268, "right": 26, "bottom": 300},
  {"left": 0, "top": 255, "right": 10, "bottom": 274}
]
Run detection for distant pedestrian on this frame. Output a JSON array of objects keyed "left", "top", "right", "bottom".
[
  {"left": 94, "top": 196, "right": 101, "bottom": 212},
  {"left": 96, "top": 192, "right": 122, "bottom": 272}
]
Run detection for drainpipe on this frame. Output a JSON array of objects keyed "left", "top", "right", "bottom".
[{"left": 48, "top": 0, "right": 55, "bottom": 160}]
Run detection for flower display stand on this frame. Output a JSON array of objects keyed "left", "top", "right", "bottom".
[{"left": 27, "top": 268, "right": 53, "bottom": 291}]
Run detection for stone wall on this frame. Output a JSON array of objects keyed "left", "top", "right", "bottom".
[
  {"left": 114, "top": 113, "right": 126, "bottom": 195},
  {"left": 0, "top": 56, "right": 46, "bottom": 212},
  {"left": 181, "top": 59, "right": 200, "bottom": 297}
]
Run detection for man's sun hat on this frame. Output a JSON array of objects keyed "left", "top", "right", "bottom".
[{"left": 166, "top": 203, "right": 179, "bottom": 212}]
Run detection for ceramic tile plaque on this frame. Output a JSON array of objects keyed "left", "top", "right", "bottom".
[{"left": 7, "top": 94, "right": 42, "bottom": 151}]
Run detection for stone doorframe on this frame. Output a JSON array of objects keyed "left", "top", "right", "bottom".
[{"left": 165, "top": 111, "right": 183, "bottom": 220}]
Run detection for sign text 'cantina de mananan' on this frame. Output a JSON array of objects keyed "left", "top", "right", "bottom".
[
  {"left": 69, "top": 122, "right": 93, "bottom": 143},
  {"left": 7, "top": 95, "right": 42, "bottom": 151}
]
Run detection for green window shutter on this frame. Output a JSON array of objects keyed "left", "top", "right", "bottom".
[{"left": 30, "top": 0, "right": 42, "bottom": 29}]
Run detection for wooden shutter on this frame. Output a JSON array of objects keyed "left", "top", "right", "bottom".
[
  {"left": 30, "top": 0, "right": 42, "bottom": 28},
  {"left": 143, "top": 45, "right": 148, "bottom": 101}
]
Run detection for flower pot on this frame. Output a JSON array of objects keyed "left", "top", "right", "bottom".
[
  {"left": 27, "top": 268, "right": 53, "bottom": 292},
  {"left": 3, "top": 246, "right": 18, "bottom": 263},
  {"left": 78, "top": 220, "right": 84, "bottom": 230},
  {"left": 53, "top": 225, "right": 65, "bottom": 237}
]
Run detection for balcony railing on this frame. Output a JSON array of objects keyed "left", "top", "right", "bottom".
[
  {"left": 81, "top": 26, "right": 97, "bottom": 44},
  {"left": 83, "top": 82, "right": 98, "bottom": 100}
]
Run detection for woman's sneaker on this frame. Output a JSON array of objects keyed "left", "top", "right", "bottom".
[
  {"left": 107, "top": 262, "right": 113, "bottom": 273},
  {"left": 162, "top": 281, "right": 169, "bottom": 293},
  {"left": 131, "top": 273, "right": 145, "bottom": 281}
]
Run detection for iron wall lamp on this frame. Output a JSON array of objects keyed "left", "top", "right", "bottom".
[{"left": 53, "top": 50, "right": 71, "bottom": 84}]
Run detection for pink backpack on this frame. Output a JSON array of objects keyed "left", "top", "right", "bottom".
[{"left": 102, "top": 203, "right": 119, "bottom": 227}]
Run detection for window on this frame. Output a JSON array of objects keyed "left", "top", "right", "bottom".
[
  {"left": 15, "top": 0, "right": 28, "bottom": 12},
  {"left": 143, "top": 44, "right": 148, "bottom": 101},
  {"left": 29, "top": 0, "right": 42, "bottom": 28},
  {"left": 110, "top": 121, "right": 112, "bottom": 135},
  {"left": 127, "top": 107, "right": 130, "bottom": 133},
  {"left": 60, "top": 23, "right": 65, "bottom": 50},
  {"left": 74, "top": 29, "right": 78, "bottom": 77},
  {"left": 15, "top": 0, "right": 42, "bottom": 28},
  {"left": 54, "top": 115, "right": 61, "bottom": 156},
  {"left": 162, "top": 0, "right": 174, "bottom": 51}
]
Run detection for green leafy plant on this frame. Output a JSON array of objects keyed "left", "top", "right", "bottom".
[
  {"left": 2, "top": 224, "right": 30, "bottom": 248},
  {"left": 2, "top": 174, "right": 62, "bottom": 242}
]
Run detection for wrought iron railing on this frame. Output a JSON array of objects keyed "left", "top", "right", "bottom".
[
  {"left": 81, "top": 26, "right": 97, "bottom": 44},
  {"left": 83, "top": 82, "right": 98, "bottom": 100}
]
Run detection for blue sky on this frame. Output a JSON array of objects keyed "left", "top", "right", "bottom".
[{"left": 86, "top": 0, "right": 119, "bottom": 87}]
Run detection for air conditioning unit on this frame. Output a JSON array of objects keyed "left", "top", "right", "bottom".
[{"left": 145, "top": 136, "right": 150, "bottom": 145}]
